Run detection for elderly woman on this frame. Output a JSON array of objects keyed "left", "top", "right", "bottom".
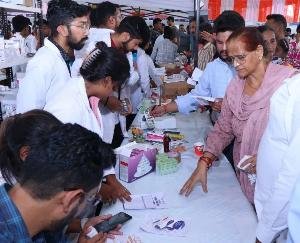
[{"left": 180, "top": 27, "right": 297, "bottom": 204}]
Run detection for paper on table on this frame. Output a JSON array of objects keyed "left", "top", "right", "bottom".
[
  {"left": 140, "top": 216, "right": 190, "bottom": 237},
  {"left": 164, "top": 74, "right": 185, "bottom": 83},
  {"left": 191, "top": 67, "right": 203, "bottom": 81},
  {"left": 187, "top": 78, "right": 197, "bottom": 86},
  {"left": 191, "top": 95, "right": 216, "bottom": 102},
  {"left": 123, "top": 192, "right": 168, "bottom": 210},
  {"left": 237, "top": 155, "right": 257, "bottom": 185},
  {"left": 154, "top": 116, "right": 177, "bottom": 129}
]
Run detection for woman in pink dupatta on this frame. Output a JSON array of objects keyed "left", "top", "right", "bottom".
[{"left": 180, "top": 27, "right": 298, "bottom": 204}]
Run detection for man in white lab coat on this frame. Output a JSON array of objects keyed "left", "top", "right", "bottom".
[
  {"left": 73, "top": 9, "right": 148, "bottom": 147},
  {"left": 16, "top": 0, "right": 90, "bottom": 113}
]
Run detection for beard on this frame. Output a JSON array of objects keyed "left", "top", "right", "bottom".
[
  {"left": 67, "top": 35, "right": 88, "bottom": 50},
  {"left": 48, "top": 206, "right": 79, "bottom": 232},
  {"left": 218, "top": 50, "right": 231, "bottom": 64},
  {"left": 121, "top": 41, "right": 131, "bottom": 53}
]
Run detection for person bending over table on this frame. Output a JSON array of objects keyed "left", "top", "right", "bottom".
[
  {"left": 44, "top": 42, "right": 132, "bottom": 204},
  {"left": 180, "top": 27, "right": 298, "bottom": 204},
  {"left": 0, "top": 112, "right": 121, "bottom": 242}
]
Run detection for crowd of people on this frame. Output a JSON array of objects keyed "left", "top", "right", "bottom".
[{"left": 1, "top": 0, "right": 300, "bottom": 242}]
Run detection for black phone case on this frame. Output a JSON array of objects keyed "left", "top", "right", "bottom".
[{"left": 94, "top": 212, "right": 132, "bottom": 233}]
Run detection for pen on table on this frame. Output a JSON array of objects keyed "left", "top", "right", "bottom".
[{"left": 153, "top": 217, "right": 169, "bottom": 224}]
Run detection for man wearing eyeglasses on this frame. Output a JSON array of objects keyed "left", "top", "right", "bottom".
[
  {"left": 17, "top": 0, "right": 90, "bottom": 113},
  {"left": 0, "top": 123, "right": 121, "bottom": 242}
]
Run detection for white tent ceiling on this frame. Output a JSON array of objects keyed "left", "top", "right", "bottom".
[{"left": 83, "top": 0, "right": 195, "bottom": 13}]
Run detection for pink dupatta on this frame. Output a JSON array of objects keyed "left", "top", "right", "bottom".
[{"left": 226, "top": 63, "right": 297, "bottom": 203}]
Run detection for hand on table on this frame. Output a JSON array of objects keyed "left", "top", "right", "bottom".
[
  {"left": 105, "top": 175, "right": 132, "bottom": 203},
  {"left": 240, "top": 155, "right": 257, "bottom": 174},
  {"left": 150, "top": 105, "right": 166, "bottom": 117},
  {"left": 180, "top": 160, "right": 208, "bottom": 196}
]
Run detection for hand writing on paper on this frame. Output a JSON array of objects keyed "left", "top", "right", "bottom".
[
  {"left": 240, "top": 155, "right": 257, "bottom": 174},
  {"left": 179, "top": 160, "right": 208, "bottom": 196}
]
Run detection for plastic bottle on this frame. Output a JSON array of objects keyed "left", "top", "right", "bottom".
[{"left": 163, "top": 135, "right": 171, "bottom": 153}]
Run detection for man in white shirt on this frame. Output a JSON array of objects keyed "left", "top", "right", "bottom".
[
  {"left": 255, "top": 73, "right": 300, "bottom": 243},
  {"left": 287, "top": 176, "right": 300, "bottom": 243},
  {"left": 16, "top": 0, "right": 90, "bottom": 113},
  {"left": 11, "top": 15, "right": 31, "bottom": 56},
  {"left": 24, "top": 26, "right": 37, "bottom": 54},
  {"left": 150, "top": 11, "right": 245, "bottom": 124}
]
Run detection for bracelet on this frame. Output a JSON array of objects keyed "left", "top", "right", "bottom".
[
  {"left": 200, "top": 156, "right": 213, "bottom": 169},
  {"left": 104, "top": 96, "right": 109, "bottom": 106}
]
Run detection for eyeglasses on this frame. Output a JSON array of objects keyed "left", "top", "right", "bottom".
[
  {"left": 68, "top": 22, "right": 90, "bottom": 31},
  {"left": 227, "top": 53, "right": 249, "bottom": 65}
]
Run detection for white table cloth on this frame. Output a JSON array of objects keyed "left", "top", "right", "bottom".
[{"left": 103, "top": 110, "right": 257, "bottom": 243}]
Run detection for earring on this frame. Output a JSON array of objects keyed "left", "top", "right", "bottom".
[{"left": 259, "top": 56, "right": 263, "bottom": 61}]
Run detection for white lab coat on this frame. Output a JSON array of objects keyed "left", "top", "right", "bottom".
[
  {"left": 44, "top": 76, "right": 114, "bottom": 176},
  {"left": 130, "top": 47, "right": 151, "bottom": 114},
  {"left": 255, "top": 73, "right": 300, "bottom": 243},
  {"left": 24, "top": 34, "right": 37, "bottom": 54},
  {"left": 17, "top": 38, "right": 71, "bottom": 113},
  {"left": 72, "top": 28, "right": 139, "bottom": 143}
]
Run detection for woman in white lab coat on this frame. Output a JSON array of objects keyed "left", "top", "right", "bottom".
[{"left": 44, "top": 42, "right": 132, "bottom": 203}]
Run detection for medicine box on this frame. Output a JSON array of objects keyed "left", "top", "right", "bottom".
[{"left": 118, "top": 143, "right": 157, "bottom": 183}]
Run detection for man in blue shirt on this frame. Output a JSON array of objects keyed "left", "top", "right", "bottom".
[
  {"left": 0, "top": 123, "right": 114, "bottom": 242},
  {"left": 151, "top": 11, "right": 245, "bottom": 123}
]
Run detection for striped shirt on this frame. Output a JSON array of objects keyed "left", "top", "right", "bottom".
[
  {"left": 151, "top": 38, "right": 178, "bottom": 65},
  {"left": 197, "top": 42, "right": 216, "bottom": 71},
  {"left": 0, "top": 184, "right": 66, "bottom": 243}
]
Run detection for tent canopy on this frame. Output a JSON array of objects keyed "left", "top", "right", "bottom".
[{"left": 83, "top": 0, "right": 196, "bottom": 19}]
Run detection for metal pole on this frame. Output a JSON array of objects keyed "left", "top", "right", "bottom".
[{"left": 194, "top": 0, "right": 201, "bottom": 68}]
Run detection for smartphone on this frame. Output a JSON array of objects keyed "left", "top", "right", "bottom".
[{"left": 94, "top": 212, "right": 132, "bottom": 233}]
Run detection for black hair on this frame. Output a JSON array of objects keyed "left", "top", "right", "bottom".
[
  {"left": 12, "top": 15, "right": 31, "bottom": 32},
  {"left": 278, "top": 38, "right": 289, "bottom": 54},
  {"left": 163, "top": 26, "right": 176, "bottom": 40},
  {"left": 167, "top": 16, "right": 175, "bottom": 22},
  {"left": 134, "top": 17, "right": 150, "bottom": 49},
  {"left": 189, "top": 16, "right": 196, "bottom": 23},
  {"left": 297, "top": 24, "right": 300, "bottom": 33},
  {"left": 257, "top": 25, "right": 275, "bottom": 34},
  {"left": 0, "top": 110, "right": 62, "bottom": 185},
  {"left": 199, "top": 22, "right": 213, "bottom": 44},
  {"left": 153, "top": 18, "right": 161, "bottom": 26},
  {"left": 266, "top": 14, "right": 287, "bottom": 29},
  {"left": 18, "top": 123, "right": 114, "bottom": 199},
  {"left": 90, "top": 1, "right": 119, "bottom": 27},
  {"left": 214, "top": 10, "right": 245, "bottom": 34},
  {"left": 80, "top": 41, "right": 130, "bottom": 86},
  {"left": 46, "top": 0, "right": 90, "bottom": 37},
  {"left": 116, "top": 16, "right": 148, "bottom": 40}
]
